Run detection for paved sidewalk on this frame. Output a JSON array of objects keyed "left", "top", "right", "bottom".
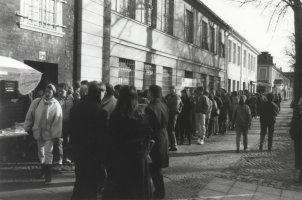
[{"left": 198, "top": 177, "right": 302, "bottom": 200}]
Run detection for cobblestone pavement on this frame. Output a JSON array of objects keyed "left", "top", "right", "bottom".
[{"left": 0, "top": 100, "right": 301, "bottom": 200}]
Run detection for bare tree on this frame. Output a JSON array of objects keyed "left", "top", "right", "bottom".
[
  {"left": 232, "top": 0, "right": 302, "bottom": 116},
  {"left": 284, "top": 33, "right": 295, "bottom": 67}
]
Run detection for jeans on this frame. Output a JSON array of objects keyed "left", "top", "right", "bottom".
[
  {"left": 260, "top": 123, "right": 275, "bottom": 150},
  {"left": 37, "top": 140, "right": 54, "bottom": 164},
  {"left": 235, "top": 125, "right": 248, "bottom": 150},
  {"left": 195, "top": 113, "right": 206, "bottom": 139},
  {"left": 167, "top": 114, "right": 178, "bottom": 148}
]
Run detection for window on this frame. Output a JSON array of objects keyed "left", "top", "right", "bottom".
[
  {"left": 233, "top": 43, "right": 236, "bottom": 64},
  {"left": 162, "top": 67, "right": 172, "bottom": 96},
  {"left": 243, "top": 82, "right": 246, "bottom": 90},
  {"left": 209, "top": 26, "right": 215, "bottom": 53},
  {"left": 243, "top": 50, "right": 247, "bottom": 68},
  {"left": 185, "top": 70, "right": 193, "bottom": 79},
  {"left": 259, "top": 68, "right": 267, "bottom": 80},
  {"left": 209, "top": 75, "right": 214, "bottom": 90},
  {"left": 185, "top": 10, "right": 193, "bottom": 43},
  {"left": 228, "top": 40, "right": 232, "bottom": 62},
  {"left": 248, "top": 53, "right": 251, "bottom": 70},
  {"left": 237, "top": 81, "right": 240, "bottom": 91},
  {"left": 200, "top": 74, "right": 206, "bottom": 89},
  {"left": 232, "top": 80, "right": 235, "bottom": 91},
  {"left": 118, "top": 58, "right": 135, "bottom": 85},
  {"left": 18, "top": 0, "right": 65, "bottom": 37},
  {"left": 218, "top": 30, "right": 225, "bottom": 57},
  {"left": 201, "top": 21, "right": 208, "bottom": 50},
  {"left": 120, "top": 0, "right": 136, "bottom": 19},
  {"left": 158, "top": 0, "right": 174, "bottom": 35},
  {"left": 237, "top": 46, "right": 241, "bottom": 66},
  {"left": 143, "top": 63, "right": 156, "bottom": 89},
  {"left": 227, "top": 79, "right": 231, "bottom": 92}
]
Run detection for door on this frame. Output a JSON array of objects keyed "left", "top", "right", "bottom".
[{"left": 24, "top": 60, "right": 58, "bottom": 92}]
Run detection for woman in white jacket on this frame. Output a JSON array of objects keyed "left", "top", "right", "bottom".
[{"left": 25, "top": 84, "right": 62, "bottom": 184}]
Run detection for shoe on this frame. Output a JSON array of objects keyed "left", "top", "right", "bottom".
[
  {"left": 236, "top": 149, "right": 240, "bottom": 153},
  {"left": 169, "top": 147, "right": 178, "bottom": 151},
  {"left": 63, "top": 158, "right": 72, "bottom": 165},
  {"left": 244, "top": 147, "right": 248, "bottom": 151},
  {"left": 259, "top": 146, "right": 263, "bottom": 151}
]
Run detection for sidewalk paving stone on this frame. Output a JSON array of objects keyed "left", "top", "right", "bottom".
[
  {"left": 205, "top": 182, "right": 232, "bottom": 193},
  {"left": 256, "top": 185, "right": 282, "bottom": 196},
  {"left": 232, "top": 181, "right": 257, "bottom": 192}
]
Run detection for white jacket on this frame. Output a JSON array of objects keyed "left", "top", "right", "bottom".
[{"left": 25, "top": 97, "right": 62, "bottom": 140}]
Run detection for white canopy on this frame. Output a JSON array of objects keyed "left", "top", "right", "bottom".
[{"left": 0, "top": 56, "right": 42, "bottom": 95}]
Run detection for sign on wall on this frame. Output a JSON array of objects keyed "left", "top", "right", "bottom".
[
  {"left": 38, "top": 51, "right": 46, "bottom": 61},
  {"left": 182, "top": 78, "right": 197, "bottom": 87}
]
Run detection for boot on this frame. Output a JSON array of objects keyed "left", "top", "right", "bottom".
[
  {"left": 40, "top": 164, "right": 45, "bottom": 179},
  {"left": 44, "top": 164, "right": 52, "bottom": 184}
]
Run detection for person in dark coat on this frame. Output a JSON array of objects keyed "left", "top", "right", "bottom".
[
  {"left": 70, "top": 81, "right": 108, "bottom": 200},
  {"left": 104, "top": 85, "right": 152, "bottom": 199},
  {"left": 145, "top": 85, "right": 169, "bottom": 199},
  {"left": 259, "top": 93, "right": 279, "bottom": 151},
  {"left": 219, "top": 89, "right": 231, "bottom": 134},
  {"left": 178, "top": 89, "right": 194, "bottom": 145},
  {"left": 99, "top": 83, "right": 117, "bottom": 120},
  {"left": 290, "top": 98, "right": 302, "bottom": 182}
]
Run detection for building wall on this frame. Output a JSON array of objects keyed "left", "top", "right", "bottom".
[
  {"left": 227, "top": 34, "right": 258, "bottom": 92},
  {"left": 0, "top": 0, "right": 75, "bottom": 85}
]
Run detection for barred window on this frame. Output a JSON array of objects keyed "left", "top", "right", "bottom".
[
  {"left": 143, "top": 63, "right": 156, "bottom": 90},
  {"left": 218, "top": 30, "right": 225, "bottom": 57},
  {"left": 185, "top": 10, "right": 193, "bottom": 43},
  {"left": 118, "top": 58, "right": 135, "bottom": 86},
  {"left": 18, "top": 0, "right": 65, "bottom": 37},
  {"left": 201, "top": 21, "right": 208, "bottom": 50},
  {"left": 162, "top": 67, "right": 172, "bottom": 96}
]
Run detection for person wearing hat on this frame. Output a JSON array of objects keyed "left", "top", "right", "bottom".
[{"left": 25, "top": 84, "right": 63, "bottom": 184}]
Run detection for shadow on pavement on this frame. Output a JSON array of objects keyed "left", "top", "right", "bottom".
[
  {"left": 170, "top": 149, "right": 261, "bottom": 157},
  {"left": 0, "top": 181, "right": 74, "bottom": 192}
]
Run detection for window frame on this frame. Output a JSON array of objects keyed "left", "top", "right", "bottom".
[
  {"left": 185, "top": 9, "right": 194, "bottom": 43},
  {"left": 18, "top": 0, "right": 65, "bottom": 37}
]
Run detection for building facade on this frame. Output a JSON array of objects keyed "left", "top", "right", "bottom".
[
  {"left": 0, "top": 0, "right": 75, "bottom": 90},
  {"left": 226, "top": 31, "right": 259, "bottom": 93},
  {"left": 257, "top": 52, "right": 292, "bottom": 99},
  {"left": 77, "top": 0, "right": 259, "bottom": 95}
]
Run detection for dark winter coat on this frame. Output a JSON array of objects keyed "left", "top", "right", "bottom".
[
  {"left": 259, "top": 101, "right": 279, "bottom": 125},
  {"left": 70, "top": 98, "right": 107, "bottom": 161},
  {"left": 290, "top": 113, "right": 302, "bottom": 170},
  {"left": 178, "top": 96, "right": 194, "bottom": 129},
  {"left": 99, "top": 95, "right": 117, "bottom": 120},
  {"left": 105, "top": 110, "right": 152, "bottom": 199},
  {"left": 145, "top": 98, "right": 169, "bottom": 168}
]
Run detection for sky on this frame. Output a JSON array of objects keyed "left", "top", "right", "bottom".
[{"left": 201, "top": 0, "right": 294, "bottom": 72}]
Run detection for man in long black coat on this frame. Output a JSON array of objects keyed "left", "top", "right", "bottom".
[
  {"left": 259, "top": 93, "right": 279, "bottom": 151},
  {"left": 70, "top": 82, "right": 107, "bottom": 200},
  {"left": 145, "top": 85, "right": 169, "bottom": 199}
]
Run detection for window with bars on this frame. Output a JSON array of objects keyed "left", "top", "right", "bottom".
[
  {"left": 237, "top": 81, "right": 240, "bottom": 91},
  {"left": 143, "top": 63, "right": 156, "bottom": 89},
  {"left": 162, "top": 67, "right": 172, "bottom": 96},
  {"left": 233, "top": 43, "right": 236, "bottom": 64},
  {"left": 185, "top": 10, "right": 193, "bottom": 43},
  {"left": 18, "top": 0, "right": 65, "bottom": 37},
  {"left": 228, "top": 40, "right": 232, "bottom": 62},
  {"left": 118, "top": 58, "right": 135, "bottom": 86},
  {"left": 209, "top": 26, "right": 215, "bottom": 53},
  {"left": 237, "top": 46, "right": 241, "bottom": 66},
  {"left": 201, "top": 21, "right": 208, "bottom": 50},
  {"left": 185, "top": 70, "right": 193, "bottom": 79}
]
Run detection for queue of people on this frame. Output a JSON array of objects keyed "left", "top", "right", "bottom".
[{"left": 23, "top": 81, "right": 285, "bottom": 199}]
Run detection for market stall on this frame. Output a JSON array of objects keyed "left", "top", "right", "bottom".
[{"left": 0, "top": 56, "right": 42, "bottom": 162}]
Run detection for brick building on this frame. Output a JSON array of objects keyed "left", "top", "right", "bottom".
[{"left": 0, "top": 0, "right": 75, "bottom": 90}]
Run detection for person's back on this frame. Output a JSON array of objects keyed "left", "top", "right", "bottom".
[
  {"left": 259, "top": 101, "right": 279, "bottom": 125},
  {"left": 233, "top": 104, "right": 251, "bottom": 127}
]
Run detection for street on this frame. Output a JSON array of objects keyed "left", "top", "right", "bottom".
[{"left": 0, "top": 99, "right": 302, "bottom": 200}]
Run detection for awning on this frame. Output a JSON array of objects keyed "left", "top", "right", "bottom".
[{"left": 0, "top": 56, "right": 42, "bottom": 95}]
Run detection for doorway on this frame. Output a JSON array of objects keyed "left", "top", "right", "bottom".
[{"left": 24, "top": 60, "right": 58, "bottom": 91}]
